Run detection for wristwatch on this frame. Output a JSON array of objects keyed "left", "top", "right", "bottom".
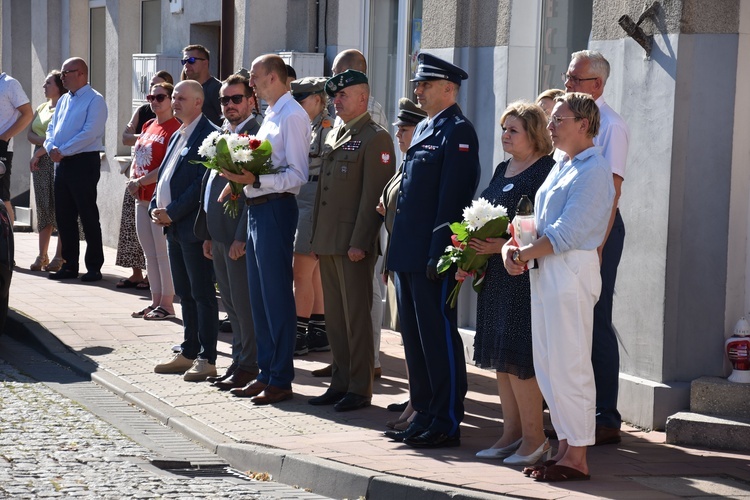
[
  {"left": 252, "top": 177, "right": 261, "bottom": 189},
  {"left": 512, "top": 249, "right": 528, "bottom": 265}
]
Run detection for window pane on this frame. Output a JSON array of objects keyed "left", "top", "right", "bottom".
[
  {"left": 538, "top": 0, "right": 593, "bottom": 93},
  {"left": 141, "top": 0, "right": 162, "bottom": 53},
  {"left": 368, "top": 0, "right": 399, "bottom": 125}
]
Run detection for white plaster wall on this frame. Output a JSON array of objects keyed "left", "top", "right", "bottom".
[{"left": 590, "top": 36, "right": 677, "bottom": 383}]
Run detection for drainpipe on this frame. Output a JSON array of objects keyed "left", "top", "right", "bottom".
[{"left": 220, "top": 0, "right": 235, "bottom": 79}]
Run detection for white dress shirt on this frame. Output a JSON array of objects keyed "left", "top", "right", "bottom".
[
  {"left": 243, "top": 92, "right": 311, "bottom": 198},
  {"left": 155, "top": 116, "right": 201, "bottom": 209}
]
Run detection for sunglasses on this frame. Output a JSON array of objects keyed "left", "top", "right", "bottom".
[
  {"left": 181, "top": 57, "right": 207, "bottom": 65},
  {"left": 219, "top": 94, "right": 247, "bottom": 106},
  {"left": 146, "top": 94, "right": 170, "bottom": 103}
]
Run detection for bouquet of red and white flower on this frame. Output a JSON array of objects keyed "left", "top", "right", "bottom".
[
  {"left": 194, "top": 132, "right": 276, "bottom": 217},
  {"left": 437, "top": 198, "right": 509, "bottom": 308}
]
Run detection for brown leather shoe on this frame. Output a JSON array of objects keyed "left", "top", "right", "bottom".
[
  {"left": 311, "top": 364, "right": 332, "bottom": 377},
  {"left": 207, "top": 362, "right": 237, "bottom": 384},
  {"left": 374, "top": 367, "right": 382, "bottom": 379},
  {"left": 230, "top": 379, "right": 267, "bottom": 398},
  {"left": 214, "top": 368, "right": 259, "bottom": 391},
  {"left": 251, "top": 385, "right": 293, "bottom": 405},
  {"left": 594, "top": 425, "right": 621, "bottom": 446}
]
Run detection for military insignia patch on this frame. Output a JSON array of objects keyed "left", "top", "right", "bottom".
[
  {"left": 423, "top": 145, "right": 438, "bottom": 150},
  {"left": 458, "top": 143, "right": 470, "bottom": 152},
  {"left": 341, "top": 140, "right": 361, "bottom": 151},
  {"left": 381, "top": 152, "right": 391, "bottom": 164},
  {"left": 341, "top": 166, "right": 348, "bottom": 174}
]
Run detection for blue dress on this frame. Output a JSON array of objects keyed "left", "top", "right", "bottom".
[{"left": 473, "top": 155, "right": 555, "bottom": 379}]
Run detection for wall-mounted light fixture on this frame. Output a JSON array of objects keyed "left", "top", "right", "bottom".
[{"left": 618, "top": 1, "right": 660, "bottom": 57}]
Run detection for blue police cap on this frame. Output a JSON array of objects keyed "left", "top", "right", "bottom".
[{"left": 410, "top": 53, "right": 469, "bottom": 85}]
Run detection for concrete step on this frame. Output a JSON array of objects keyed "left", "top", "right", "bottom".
[
  {"left": 665, "top": 411, "right": 750, "bottom": 452},
  {"left": 690, "top": 376, "right": 750, "bottom": 419}
]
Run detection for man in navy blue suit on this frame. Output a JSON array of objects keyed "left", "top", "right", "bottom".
[
  {"left": 385, "top": 53, "right": 480, "bottom": 448},
  {"left": 150, "top": 80, "right": 220, "bottom": 382}
]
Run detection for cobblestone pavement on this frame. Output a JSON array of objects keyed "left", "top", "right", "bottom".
[{"left": 0, "top": 351, "right": 330, "bottom": 500}]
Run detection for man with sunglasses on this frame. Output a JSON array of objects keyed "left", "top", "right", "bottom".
[
  {"left": 44, "top": 57, "right": 107, "bottom": 282},
  {"left": 182, "top": 45, "right": 222, "bottom": 126},
  {"left": 195, "top": 74, "right": 262, "bottom": 391},
  {"left": 562, "top": 49, "right": 630, "bottom": 446}
]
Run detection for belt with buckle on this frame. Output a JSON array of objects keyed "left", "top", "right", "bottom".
[{"left": 245, "top": 192, "right": 294, "bottom": 206}]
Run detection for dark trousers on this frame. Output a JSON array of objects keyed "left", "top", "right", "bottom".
[
  {"left": 54, "top": 153, "right": 104, "bottom": 273},
  {"left": 245, "top": 196, "right": 298, "bottom": 389},
  {"left": 394, "top": 270, "right": 467, "bottom": 436},
  {"left": 212, "top": 240, "right": 257, "bottom": 372},
  {"left": 0, "top": 201, "right": 12, "bottom": 333},
  {"left": 592, "top": 209, "right": 625, "bottom": 429},
  {"left": 319, "top": 253, "right": 376, "bottom": 397},
  {"left": 167, "top": 231, "right": 218, "bottom": 363}
]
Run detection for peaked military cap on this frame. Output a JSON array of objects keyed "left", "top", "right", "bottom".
[
  {"left": 291, "top": 76, "right": 328, "bottom": 103},
  {"left": 410, "top": 53, "right": 469, "bottom": 85},
  {"left": 325, "top": 69, "right": 368, "bottom": 97},
  {"left": 393, "top": 98, "right": 427, "bottom": 127}
]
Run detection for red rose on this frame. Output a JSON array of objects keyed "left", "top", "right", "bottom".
[{"left": 249, "top": 138, "right": 262, "bottom": 150}]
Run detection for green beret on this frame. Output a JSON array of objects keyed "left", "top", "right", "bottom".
[
  {"left": 325, "top": 69, "right": 368, "bottom": 97},
  {"left": 291, "top": 76, "right": 328, "bottom": 102}
]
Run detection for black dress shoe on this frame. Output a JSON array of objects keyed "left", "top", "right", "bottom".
[
  {"left": 404, "top": 430, "right": 460, "bottom": 449},
  {"left": 384, "top": 422, "right": 425, "bottom": 442},
  {"left": 387, "top": 400, "right": 409, "bottom": 412},
  {"left": 308, "top": 389, "right": 346, "bottom": 406},
  {"left": 48, "top": 268, "right": 79, "bottom": 280},
  {"left": 80, "top": 271, "right": 102, "bottom": 282},
  {"left": 207, "top": 362, "right": 237, "bottom": 384},
  {"left": 333, "top": 392, "right": 371, "bottom": 412}
]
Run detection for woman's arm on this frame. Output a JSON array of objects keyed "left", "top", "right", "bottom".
[
  {"left": 122, "top": 107, "right": 142, "bottom": 146},
  {"left": 26, "top": 110, "right": 45, "bottom": 146}
]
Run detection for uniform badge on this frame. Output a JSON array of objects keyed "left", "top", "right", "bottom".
[
  {"left": 380, "top": 152, "right": 391, "bottom": 164},
  {"left": 423, "top": 144, "right": 438, "bottom": 150},
  {"left": 341, "top": 166, "right": 348, "bottom": 174},
  {"left": 436, "top": 118, "right": 447, "bottom": 128},
  {"left": 458, "top": 143, "right": 470, "bottom": 152},
  {"left": 341, "top": 140, "right": 361, "bottom": 151}
]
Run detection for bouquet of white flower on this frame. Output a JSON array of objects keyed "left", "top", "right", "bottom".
[
  {"left": 437, "top": 198, "right": 509, "bottom": 308},
  {"left": 193, "top": 132, "right": 276, "bottom": 217}
]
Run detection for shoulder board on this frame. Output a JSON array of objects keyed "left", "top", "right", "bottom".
[{"left": 454, "top": 116, "right": 465, "bottom": 124}]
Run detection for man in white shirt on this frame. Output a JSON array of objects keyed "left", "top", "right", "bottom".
[
  {"left": 563, "top": 49, "right": 630, "bottom": 445},
  {"left": 0, "top": 69, "right": 32, "bottom": 225},
  {"left": 44, "top": 58, "right": 107, "bottom": 282},
  {"left": 221, "top": 54, "right": 311, "bottom": 405}
]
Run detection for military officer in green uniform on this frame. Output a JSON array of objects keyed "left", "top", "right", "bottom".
[{"left": 308, "top": 70, "right": 395, "bottom": 412}]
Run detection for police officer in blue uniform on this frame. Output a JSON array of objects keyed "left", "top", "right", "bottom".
[{"left": 385, "top": 53, "right": 481, "bottom": 448}]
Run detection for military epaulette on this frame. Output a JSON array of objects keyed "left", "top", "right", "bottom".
[
  {"left": 454, "top": 116, "right": 465, "bottom": 125},
  {"left": 368, "top": 121, "right": 384, "bottom": 132}
]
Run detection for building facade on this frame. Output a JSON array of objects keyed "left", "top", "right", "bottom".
[{"left": 1, "top": 0, "right": 749, "bottom": 430}]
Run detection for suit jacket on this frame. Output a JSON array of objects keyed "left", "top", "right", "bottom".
[
  {"left": 311, "top": 113, "right": 395, "bottom": 256},
  {"left": 194, "top": 116, "right": 262, "bottom": 243},
  {"left": 387, "top": 103, "right": 481, "bottom": 272},
  {"left": 149, "top": 114, "right": 219, "bottom": 243}
]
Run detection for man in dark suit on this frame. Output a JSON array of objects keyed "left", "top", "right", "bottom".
[
  {"left": 151, "top": 80, "right": 220, "bottom": 382},
  {"left": 195, "top": 74, "right": 261, "bottom": 390},
  {"left": 385, "top": 53, "right": 480, "bottom": 448},
  {"left": 307, "top": 70, "right": 395, "bottom": 411}
]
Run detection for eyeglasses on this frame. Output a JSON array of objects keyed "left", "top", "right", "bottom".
[
  {"left": 561, "top": 72, "right": 598, "bottom": 85},
  {"left": 61, "top": 69, "right": 79, "bottom": 76},
  {"left": 146, "top": 94, "right": 170, "bottom": 103},
  {"left": 219, "top": 94, "right": 247, "bottom": 106},
  {"left": 547, "top": 115, "right": 579, "bottom": 126},
  {"left": 181, "top": 57, "right": 207, "bottom": 65}
]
